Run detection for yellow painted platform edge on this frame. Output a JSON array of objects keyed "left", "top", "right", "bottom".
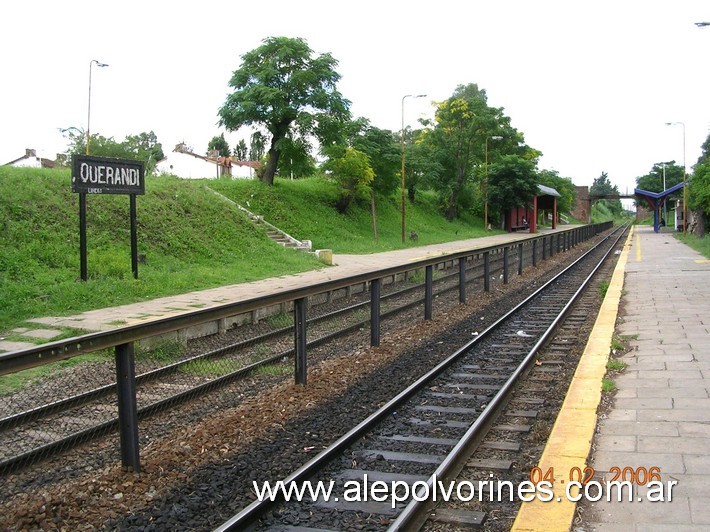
[{"left": 511, "top": 226, "right": 634, "bottom": 532}]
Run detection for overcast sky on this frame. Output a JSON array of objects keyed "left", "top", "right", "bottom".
[{"left": 1, "top": 0, "right": 708, "bottom": 196}]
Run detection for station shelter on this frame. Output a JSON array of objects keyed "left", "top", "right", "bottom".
[
  {"left": 634, "top": 181, "right": 685, "bottom": 233},
  {"left": 505, "top": 184, "right": 561, "bottom": 233}
]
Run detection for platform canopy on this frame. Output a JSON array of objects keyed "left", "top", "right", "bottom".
[{"left": 634, "top": 181, "right": 685, "bottom": 233}]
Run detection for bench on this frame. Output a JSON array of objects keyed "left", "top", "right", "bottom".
[{"left": 511, "top": 225, "right": 529, "bottom": 232}]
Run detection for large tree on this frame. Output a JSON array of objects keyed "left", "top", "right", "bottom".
[{"left": 218, "top": 36, "right": 351, "bottom": 185}]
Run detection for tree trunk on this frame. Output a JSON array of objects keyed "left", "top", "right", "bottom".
[
  {"left": 445, "top": 196, "right": 458, "bottom": 221},
  {"left": 408, "top": 185, "right": 416, "bottom": 203},
  {"left": 262, "top": 146, "right": 280, "bottom": 185},
  {"left": 691, "top": 208, "right": 705, "bottom": 237}
]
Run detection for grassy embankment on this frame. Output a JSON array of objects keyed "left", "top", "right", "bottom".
[{"left": 0, "top": 167, "right": 489, "bottom": 334}]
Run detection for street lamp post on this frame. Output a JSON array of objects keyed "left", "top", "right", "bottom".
[
  {"left": 401, "top": 93, "right": 426, "bottom": 243},
  {"left": 87, "top": 59, "right": 109, "bottom": 155},
  {"left": 660, "top": 162, "right": 667, "bottom": 225},
  {"left": 484, "top": 135, "right": 503, "bottom": 231},
  {"left": 665, "top": 122, "right": 686, "bottom": 235}
]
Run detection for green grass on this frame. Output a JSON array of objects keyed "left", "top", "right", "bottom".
[
  {"left": 606, "top": 359, "right": 627, "bottom": 371},
  {"left": 598, "top": 279, "right": 610, "bottom": 299},
  {"left": 610, "top": 335, "right": 625, "bottom": 351},
  {"left": 601, "top": 378, "right": 617, "bottom": 393},
  {"left": 251, "top": 362, "right": 292, "bottom": 377},
  {"left": 675, "top": 232, "right": 710, "bottom": 258}
]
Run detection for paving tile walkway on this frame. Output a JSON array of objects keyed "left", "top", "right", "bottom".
[{"left": 582, "top": 225, "right": 710, "bottom": 530}]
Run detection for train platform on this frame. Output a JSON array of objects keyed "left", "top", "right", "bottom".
[
  {"left": 514, "top": 225, "right": 710, "bottom": 531},
  {"left": 0, "top": 226, "right": 574, "bottom": 353}
]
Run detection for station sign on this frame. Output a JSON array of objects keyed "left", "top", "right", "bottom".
[{"left": 72, "top": 155, "right": 145, "bottom": 195}]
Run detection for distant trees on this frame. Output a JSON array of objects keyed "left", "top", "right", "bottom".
[
  {"left": 590, "top": 172, "right": 623, "bottom": 216},
  {"left": 218, "top": 36, "right": 351, "bottom": 185},
  {"left": 234, "top": 139, "right": 248, "bottom": 160},
  {"left": 63, "top": 128, "right": 164, "bottom": 175},
  {"left": 207, "top": 133, "right": 231, "bottom": 157}
]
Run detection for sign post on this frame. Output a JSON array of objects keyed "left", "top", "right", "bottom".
[{"left": 71, "top": 155, "right": 145, "bottom": 280}]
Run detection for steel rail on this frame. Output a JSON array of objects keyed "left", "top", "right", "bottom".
[{"left": 214, "top": 225, "right": 624, "bottom": 531}]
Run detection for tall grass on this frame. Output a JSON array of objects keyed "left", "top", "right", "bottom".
[{"left": 675, "top": 232, "right": 710, "bottom": 258}]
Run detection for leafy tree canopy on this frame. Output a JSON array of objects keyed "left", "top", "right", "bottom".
[
  {"left": 635, "top": 162, "right": 684, "bottom": 193},
  {"left": 63, "top": 128, "right": 164, "bottom": 175},
  {"left": 487, "top": 155, "right": 539, "bottom": 221},
  {"left": 218, "top": 36, "right": 351, "bottom": 185},
  {"left": 323, "top": 147, "right": 374, "bottom": 213},
  {"left": 207, "top": 133, "right": 231, "bottom": 157},
  {"left": 338, "top": 118, "right": 401, "bottom": 196}
]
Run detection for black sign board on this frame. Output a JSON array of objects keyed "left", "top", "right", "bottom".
[
  {"left": 71, "top": 155, "right": 144, "bottom": 280},
  {"left": 72, "top": 155, "right": 145, "bottom": 195}
]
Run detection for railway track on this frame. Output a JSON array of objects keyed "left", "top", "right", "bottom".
[{"left": 216, "top": 225, "right": 628, "bottom": 531}]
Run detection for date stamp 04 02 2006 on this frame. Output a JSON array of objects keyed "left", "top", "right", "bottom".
[{"left": 528, "top": 466, "right": 678, "bottom": 503}]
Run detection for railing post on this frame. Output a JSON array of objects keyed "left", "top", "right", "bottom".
[
  {"left": 503, "top": 246, "right": 509, "bottom": 284},
  {"left": 424, "top": 265, "right": 433, "bottom": 320},
  {"left": 484, "top": 252, "right": 490, "bottom": 292},
  {"left": 458, "top": 257, "right": 466, "bottom": 303},
  {"left": 533, "top": 239, "right": 538, "bottom": 267},
  {"left": 115, "top": 342, "right": 140, "bottom": 472},
  {"left": 294, "top": 297, "right": 307, "bottom": 385},
  {"left": 370, "top": 278, "right": 381, "bottom": 347},
  {"left": 518, "top": 242, "right": 524, "bottom": 276}
]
